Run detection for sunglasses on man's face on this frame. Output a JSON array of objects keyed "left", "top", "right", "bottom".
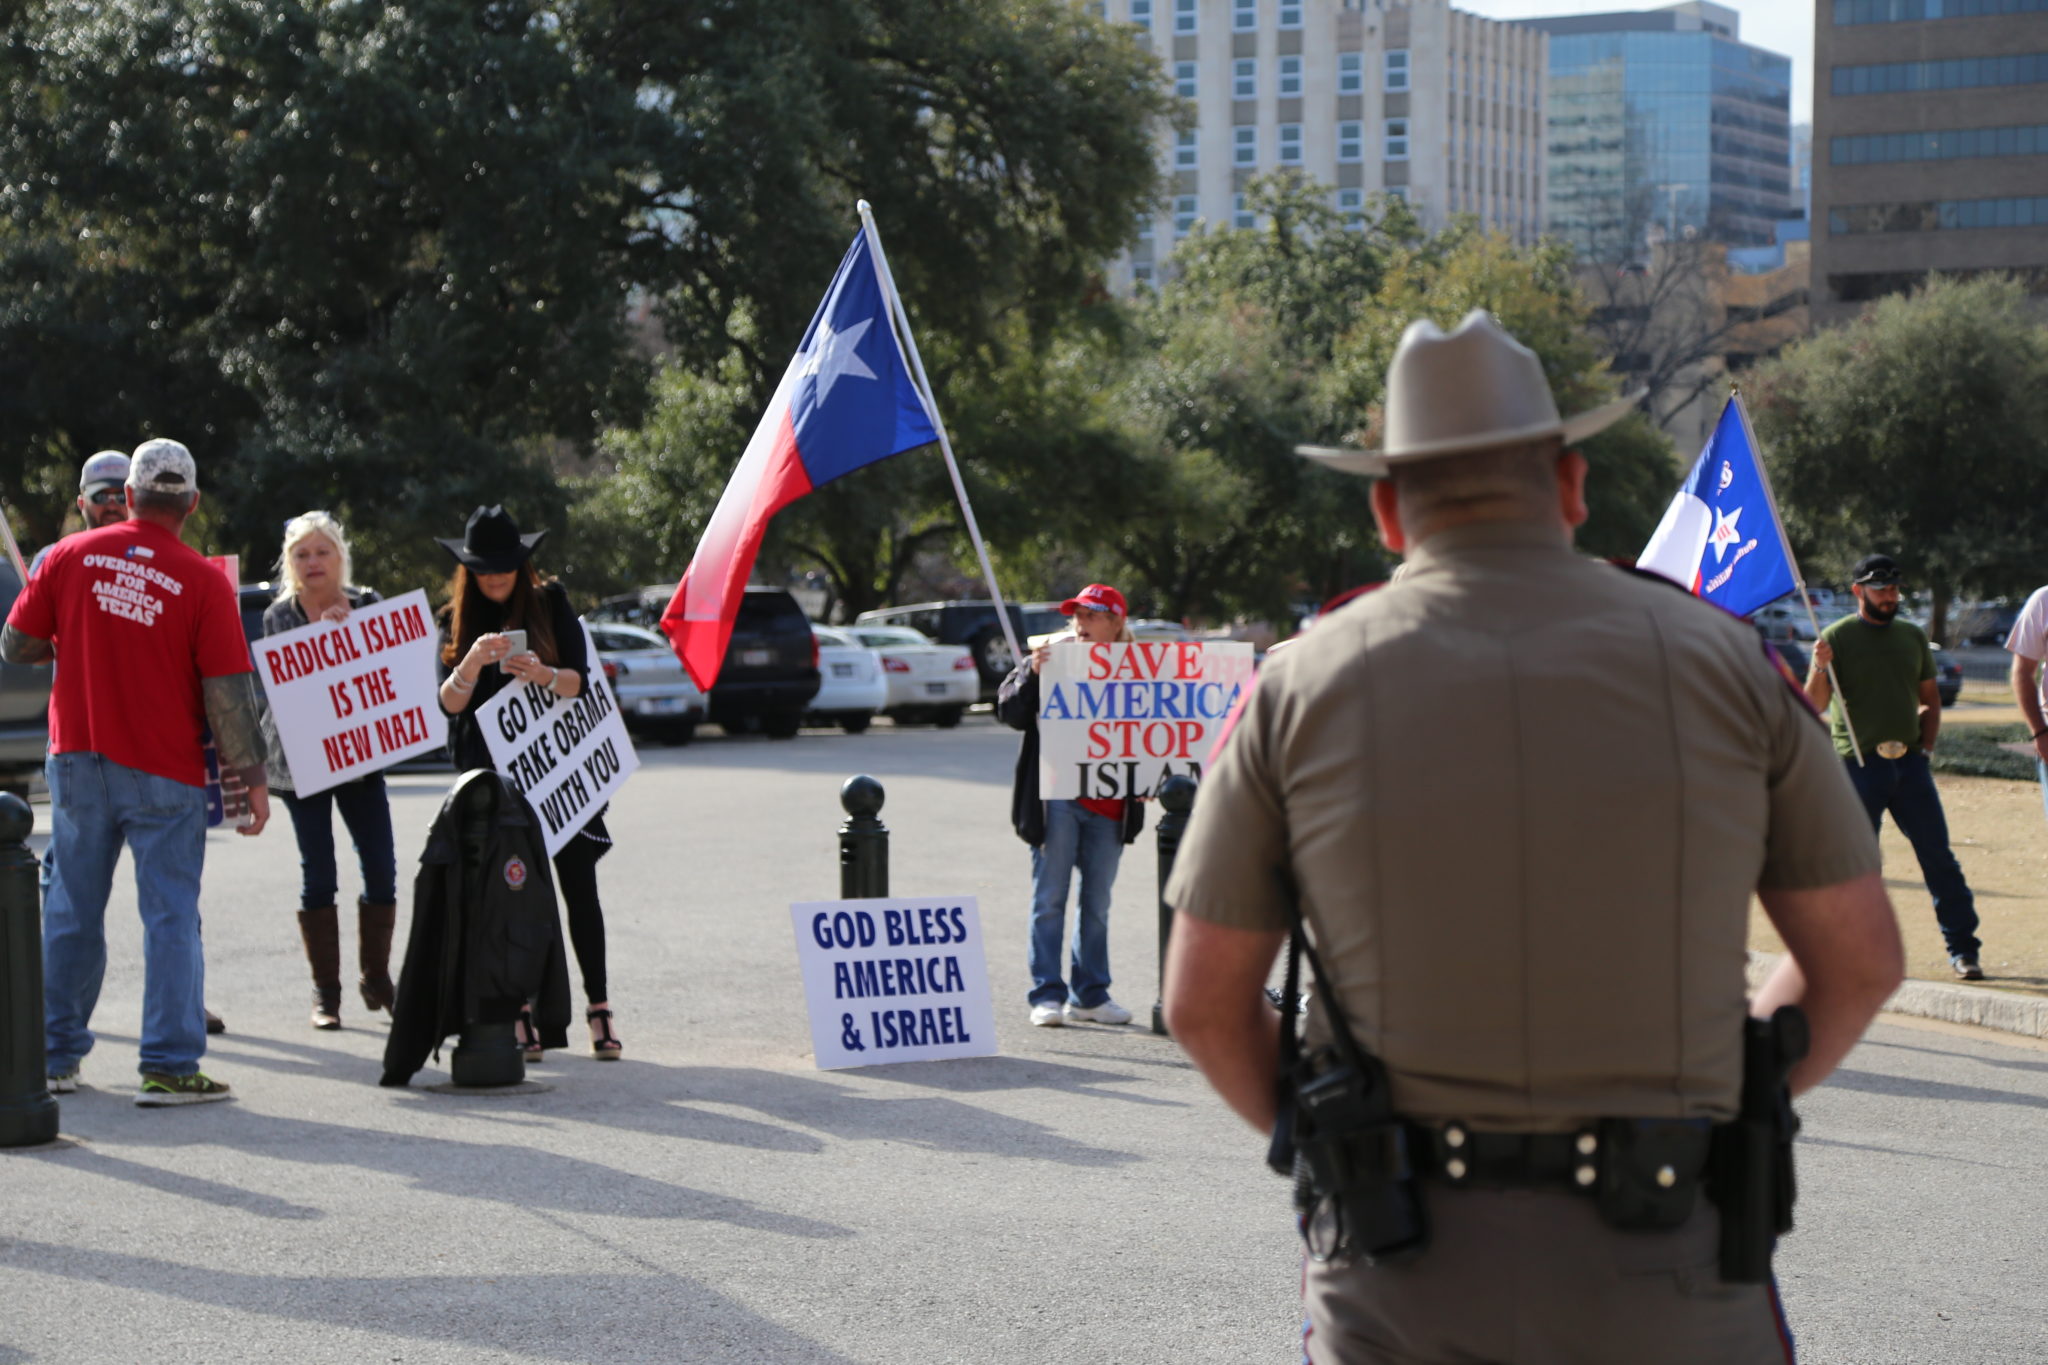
[{"left": 85, "top": 489, "right": 124, "bottom": 507}]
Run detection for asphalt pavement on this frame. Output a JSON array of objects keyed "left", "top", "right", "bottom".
[{"left": 2, "top": 716, "right": 2044, "bottom": 1364}]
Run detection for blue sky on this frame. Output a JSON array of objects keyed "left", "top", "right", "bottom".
[{"left": 1458, "top": 1, "right": 1815, "bottom": 124}]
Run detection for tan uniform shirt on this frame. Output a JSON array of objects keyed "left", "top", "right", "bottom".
[{"left": 1166, "top": 520, "right": 1879, "bottom": 1129}]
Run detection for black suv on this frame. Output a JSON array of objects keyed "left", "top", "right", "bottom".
[
  {"left": 587, "top": 585, "right": 819, "bottom": 738},
  {"left": 854, "top": 600, "right": 1066, "bottom": 697}
]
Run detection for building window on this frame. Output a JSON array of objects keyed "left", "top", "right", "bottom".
[
  {"left": 1832, "top": 123, "right": 2048, "bottom": 164},
  {"left": 1176, "top": 60, "right": 1198, "bottom": 98},
  {"left": 1133, "top": 262, "right": 1154, "bottom": 284},
  {"left": 1175, "top": 194, "right": 1200, "bottom": 235},
  {"left": 1833, "top": 52, "right": 2048, "bottom": 96},
  {"left": 1278, "top": 55, "right": 1303, "bottom": 97},
  {"left": 1233, "top": 0, "right": 1257, "bottom": 31},
  {"left": 1385, "top": 185, "right": 1410, "bottom": 203},
  {"left": 1175, "top": 128, "right": 1199, "bottom": 169},
  {"left": 1386, "top": 49, "right": 1410, "bottom": 92},
  {"left": 1130, "top": 0, "right": 1151, "bottom": 29},
  {"left": 1385, "top": 117, "right": 1410, "bottom": 161},
  {"left": 1339, "top": 52, "right": 1363, "bottom": 94},
  {"left": 1175, "top": 0, "right": 1197, "bottom": 34},
  {"left": 1830, "top": 195, "right": 2048, "bottom": 234},
  {"left": 1278, "top": 123, "right": 1303, "bottom": 164},
  {"left": 1234, "top": 125, "right": 1258, "bottom": 166},
  {"left": 1233, "top": 58, "right": 1257, "bottom": 98},
  {"left": 1337, "top": 187, "right": 1364, "bottom": 229},
  {"left": 1338, "top": 120, "right": 1364, "bottom": 162},
  {"left": 1234, "top": 193, "right": 1256, "bottom": 229},
  {"left": 1836, "top": 0, "right": 2048, "bottom": 23},
  {"left": 1278, "top": 1, "right": 1303, "bottom": 27},
  {"left": 1086, "top": 0, "right": 1106, "bottom": 14}
]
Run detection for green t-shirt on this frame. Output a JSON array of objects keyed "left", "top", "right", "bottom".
[{"left": 1820, "top": 613, "right": 1934, "bottom": 758}]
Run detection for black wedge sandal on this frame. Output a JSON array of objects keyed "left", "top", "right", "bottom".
[
  {"left": 515, "top": 1005, "right": 544, "bottom": 1064},
  {"left": 587, "top": 1007, "right": 623, "bottom": 1061}
]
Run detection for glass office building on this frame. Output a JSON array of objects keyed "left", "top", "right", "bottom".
[{"left": 1521, "top": 4, "right": 1793, "bottom": 256}]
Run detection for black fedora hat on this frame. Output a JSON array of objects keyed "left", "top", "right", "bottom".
[{"left": 436, "top": 506, "right": 547, "bottom": 574}]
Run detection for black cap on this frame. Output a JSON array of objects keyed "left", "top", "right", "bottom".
[{"left": 1851, "top": 553, "right": 1901, "bottom": 586}]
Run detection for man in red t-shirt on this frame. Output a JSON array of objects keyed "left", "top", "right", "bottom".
[{"left": 3, "top": 438, "right": 270, "bottom": 1106}]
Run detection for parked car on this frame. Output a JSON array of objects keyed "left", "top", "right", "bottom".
[
  {"left": 1026, "top": 617, "right": 1198, "bottom": 651},
  {"left": 1751, "top": 598, "right": 1819, "bottom": 642},
  {"left": 846, "top": 625, "right": 978, "bottom": 726},
  {"left": 853, "top": 600, "right": 1067, "bottom": 697},
  {"left": 0, "top": 557, "right": 50, "bottom": 795},
  {"left": 587, "top": 585, "right": 819, "bottom": 738},
  {"left": 1953, "top": 600, "right": 2023, "bottom": 648},
  {"left": 1931, "top": 644, "right": 1963, "bottom": 707},
  {"left": 808, "top": 625, "right": 888, "bottom": 733},
  {"left": 586, "top": 621, "right": 705, "bottom": 743}
]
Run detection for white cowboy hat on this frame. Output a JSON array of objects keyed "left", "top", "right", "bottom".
[{"left": 1296, "top": 310, "right": 1642, "bottom": 477}]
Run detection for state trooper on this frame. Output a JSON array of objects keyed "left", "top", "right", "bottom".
[{"left": 1161, "top": 311, "right": 1905, "bottom": 1364}]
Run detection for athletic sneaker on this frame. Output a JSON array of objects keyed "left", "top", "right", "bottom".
[
  {"left": 46, "top": 1070, "right": 78, "bottom": 1094},
  {"left": 135, "top": 1072, "right": 232, "bottom": 1107},
  {"left": 1029, "top": 1002, "right": 1067, "bottom": 1027},
  {"left": 1952, "top": 955, "right": 1985, "bottom": 982},
  {"left": 1065, "top": 998, "right": 1134, "bottom": 1026}
]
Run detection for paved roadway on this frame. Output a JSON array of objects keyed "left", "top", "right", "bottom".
[{"left": 1, "top": 717, "right": 2043, "bottom": 1364}]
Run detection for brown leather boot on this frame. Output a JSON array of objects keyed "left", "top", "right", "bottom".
[
  {"left": 296, "top": 905, "right": 343, "bottom": 1029},
  {"left": 357, "top": 898, "right": 398, "bottom": 1013}
]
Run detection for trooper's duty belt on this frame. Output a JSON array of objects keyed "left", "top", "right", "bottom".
[{"left": 1415, "top": 1117, "right": 1715, "bottom": 1231}]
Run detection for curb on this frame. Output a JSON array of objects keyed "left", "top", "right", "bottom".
[{"left": 1747, "top": 951, "right": 2048, "bottom": 1039}]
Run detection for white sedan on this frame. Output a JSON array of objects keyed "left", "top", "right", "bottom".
[
  {"left": 847, "top": 625, "right": 979, "bottom": 727},
  {"left": 585, "top": 621, "right": 706, "bottom": 744},
  {"left": 809, "top": 625, "right": 888, "bottom": 733}
]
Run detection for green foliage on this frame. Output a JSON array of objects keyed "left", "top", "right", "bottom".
[
  {"left": 1749, "top": 274, "right": 2048, "bottom": 637},
  {"left": 0, "top": 0, "right": 1171, "bottom": 597}
]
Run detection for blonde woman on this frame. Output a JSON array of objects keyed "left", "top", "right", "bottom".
[
  {"left": 994, "top": 583, "right": 1146, "bottom": 1028},
  {"left": 260, "top": 512, "right": 398, "bottom": 1030}
]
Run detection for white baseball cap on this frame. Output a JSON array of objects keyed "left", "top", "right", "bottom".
[
  {"left": 78, "top": 450, "right": 131, "bottom": 494},
  {"left": 127, "top": 438, "right": 199, "bottom": 495}
]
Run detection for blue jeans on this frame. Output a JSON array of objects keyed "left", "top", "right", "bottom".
[
  {"left": 43, "top": 752, "right": 209, "bottom": 1076},
  {"left": 281, "top": 775, "right": 398, "bottom": 910},
  {"left": 1028, "top": 800, "right": 1124, "bottom": 1008},
  {"left": 1845, "top": 752, "right": 1980, "bottom": 959}
]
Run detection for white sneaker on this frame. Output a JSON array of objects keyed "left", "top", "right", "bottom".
[
  {"left": 1029, "top": 1002, "right": 1067, "bottom": 1027},
  {"left": 1065, "top": 998, "right": 1134, "bottom": 1026}
]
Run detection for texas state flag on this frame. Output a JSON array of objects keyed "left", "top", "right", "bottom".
[
  {"left": 660, "top": 232, "right": 939, "bottom": 690},
  {"left": 1636, "top": 394, "right": 1796, "bottom": 619}
]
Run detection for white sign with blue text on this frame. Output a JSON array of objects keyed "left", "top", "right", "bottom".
[{"left": 790, "top": 897, "right": 997, "bottom": 1070}]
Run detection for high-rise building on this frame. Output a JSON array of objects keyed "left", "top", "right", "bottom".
[
  {"left": 1519, "top": 3, "right": 1794, "bottom": 259},
  {"left": 1811, "top": 0, "right": 2048, "bottom": 325},
  {"left": 1099, "top": 0, "right": 1548, "bottom": 287}
]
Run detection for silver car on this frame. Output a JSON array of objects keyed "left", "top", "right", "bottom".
[
  {"left": 0, "top": 558, "right": 50, "bottom": 795},
  {"left": 585, "top": 621, "right": 706, "bottom": 744}
]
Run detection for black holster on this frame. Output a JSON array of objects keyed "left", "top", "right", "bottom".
[{"left": 1708, "top": 1005, "right": 1808, "bottom": 1283}]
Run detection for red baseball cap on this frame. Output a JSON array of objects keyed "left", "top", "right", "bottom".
[{"left": 1060, "top": 583, "right": 1127, "bottom": 617}]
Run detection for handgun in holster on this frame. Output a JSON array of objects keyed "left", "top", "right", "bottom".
[
  {"left": 1266, "top": 914, "right": 1428, "bottom": 1266},
  {"left": 1709, "top": 1004, "right": 1808, "bottom": 1283}
]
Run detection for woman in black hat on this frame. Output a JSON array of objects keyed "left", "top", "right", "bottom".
[{"left": 435, "top": 505, "right": 623, "bottom": 1062}]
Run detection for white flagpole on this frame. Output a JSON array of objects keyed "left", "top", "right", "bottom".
[
  {"left": 1734, "top": 388, "right": 1863, "bottom": 766},
  {"left": 856, "top": 199, "right": 1025, "bottom": 669},
  {"left": 0, "top": 502, "right": 33, "bottom": 587}
]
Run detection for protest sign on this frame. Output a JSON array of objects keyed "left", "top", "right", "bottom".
[
  {"left": 789, "top": 897, "right": 997, "bottom": 1070},
  {"left": 480, "top": 624, "right": 639, "bottom": 857},
  {"left": 1038, "top": 640, "right": 1254, "bottom": 800},
  {"left": 254, "top": 589, "right": 446, "bottom": 797},
  {"left": 203, "top": 553, "right": 243, "bottom": 827}
]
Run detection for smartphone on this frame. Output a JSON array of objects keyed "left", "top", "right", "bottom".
[{"left": 498, "top": 629, "right": 528, "bottom": 671}]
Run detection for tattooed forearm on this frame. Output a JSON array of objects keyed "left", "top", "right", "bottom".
[
  {"left": 0, "top": 624, "right": 53, "bottom": 665},
  {"left": 203, "top": 672, "right": 268, "bottom": 782}
]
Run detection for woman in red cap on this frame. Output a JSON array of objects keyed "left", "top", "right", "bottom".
[{"left": 995, "top": 583, "right": 1147, "bottom": 1027}]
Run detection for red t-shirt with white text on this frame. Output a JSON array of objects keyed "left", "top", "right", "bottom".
[{"left": 8, "top": 519, "right": 252, "bottom": 786}]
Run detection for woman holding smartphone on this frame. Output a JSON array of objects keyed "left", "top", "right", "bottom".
[
  {"left": 435, "top": 505, "right": 623, "bottom": 1063},
  {"left": 262, "top": 511, "right": 398, "bottom": 1031}
]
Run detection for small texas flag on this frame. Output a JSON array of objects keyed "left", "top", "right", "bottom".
[
  {"left": 1637, "top": 394, "right": 1796, "bottom": 619},
  {"left": 660, "top": 232, "right": 939, "bottom": 691}
]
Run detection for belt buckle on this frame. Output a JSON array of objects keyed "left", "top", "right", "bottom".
[{"left": 1875, "top": 740, "right": 1909, "bottom": 760}]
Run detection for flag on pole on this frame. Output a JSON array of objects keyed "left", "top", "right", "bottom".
[
  {"left": 1636, "top": 394, "right": 1797, "bottom": 618},
  {"left": 660, "top": 233, "right": 940, "bottom": 690}
]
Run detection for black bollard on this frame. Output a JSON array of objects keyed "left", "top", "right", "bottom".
[
  {"left": 0, "top": 792, "right": 59, "bottom": 1146},
  {"left": 839, "top": 776, "right": 889, "bottom": 899},
  {"left": 449, "top": 777, "right": 524, "bottom": 1088},
  {"left": 1151, "top": 774, "right": 1198, "bottom": 1037}
]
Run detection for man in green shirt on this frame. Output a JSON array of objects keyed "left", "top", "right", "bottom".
[{"left": 1808, "top": 553, "right": 1984, "bottom": 979}]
